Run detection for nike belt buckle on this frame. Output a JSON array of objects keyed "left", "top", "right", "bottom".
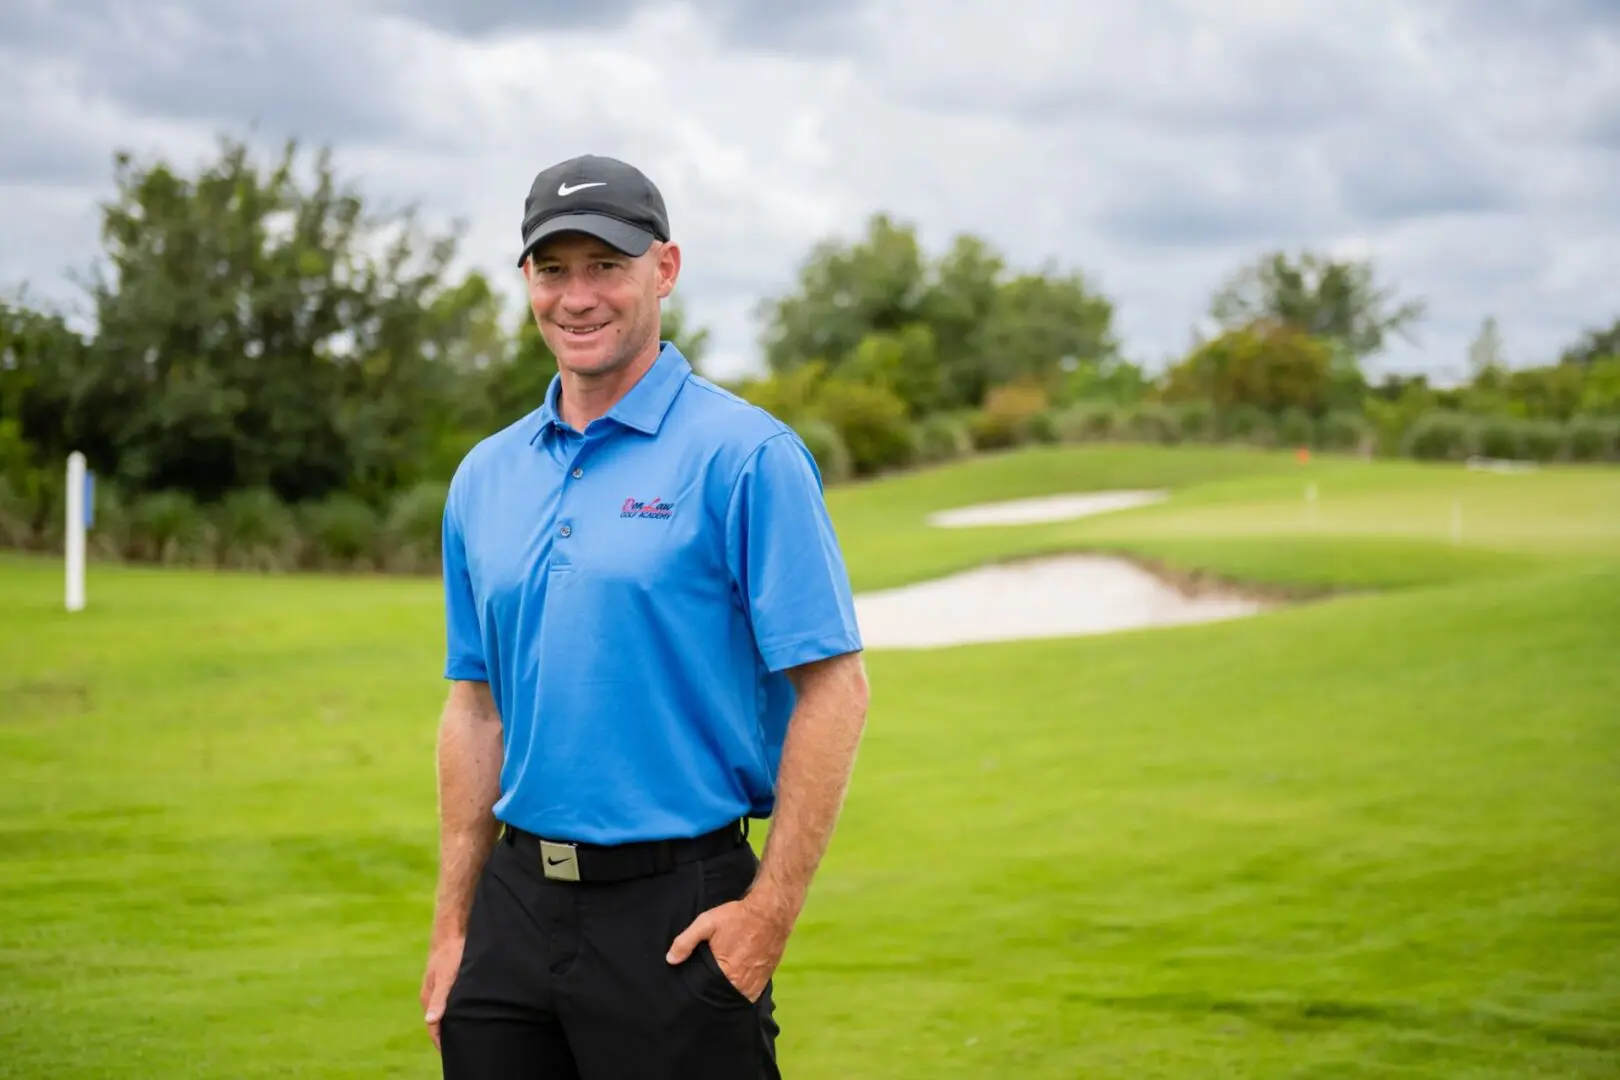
[{"left": 539, "top": 840, "right": 580, "bottom": 882}]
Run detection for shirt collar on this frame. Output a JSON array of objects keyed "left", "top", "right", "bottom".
[{"left": 530, "top": 341, "right": 692, "bottom": 442}]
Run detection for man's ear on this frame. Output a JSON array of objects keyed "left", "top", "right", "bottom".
[{"left": 655, "top": 241, "right": 681, "bottom": 299}]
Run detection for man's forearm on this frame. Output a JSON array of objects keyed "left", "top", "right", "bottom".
[
  {"left": 430, "top": 681, "right": 504, "bottom": 944},
  {"left": 748, "top": 652, "right": 869, "bottom": 930}
]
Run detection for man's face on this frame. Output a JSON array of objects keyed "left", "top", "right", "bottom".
[{"left": 524, "top": 232, "right": 680, "bottom": 378}]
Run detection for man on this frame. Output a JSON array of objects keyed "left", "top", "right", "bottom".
[{"left": 419, "top": 153, "right": 870, "bottom": 1079}]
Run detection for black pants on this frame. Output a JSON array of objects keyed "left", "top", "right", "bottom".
[{"left": 439, "top": 826, "right": 782, "bottom": 1079}]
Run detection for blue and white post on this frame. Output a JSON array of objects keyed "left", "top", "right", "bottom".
[{"left": 65, "top": 451, "right": 92, "bottom": 612}]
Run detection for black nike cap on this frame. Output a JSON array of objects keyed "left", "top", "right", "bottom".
[{"left": 516, "top": 154, "right": 671, "bottom": 267}]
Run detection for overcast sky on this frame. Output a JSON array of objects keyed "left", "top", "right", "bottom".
[{"left": 2, "top": 0, "right": 1617, "bottom": 383}]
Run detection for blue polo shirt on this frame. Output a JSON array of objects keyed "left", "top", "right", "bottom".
[{"left": 440, "top": 341, "right": 863, "bottom": 845}]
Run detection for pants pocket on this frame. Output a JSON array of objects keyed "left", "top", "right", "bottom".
[{"left": 678, "top": 847, "right": 759, "bottom": 1010}]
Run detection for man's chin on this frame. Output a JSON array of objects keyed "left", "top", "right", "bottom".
[
  {"left": 561, "top": 353, "right": 647, "bottom": 383},
  {"left": 550, "top": 335, "right": 616, "bottom": 371},
  {"left": 551, "top": 332, "right": 654, "bottom": 378}
]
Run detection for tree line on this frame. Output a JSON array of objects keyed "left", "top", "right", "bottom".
[{"left": 3, "top": 134, "right": 1617, "bottom": 572}]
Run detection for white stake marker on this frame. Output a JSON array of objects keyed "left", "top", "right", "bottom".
[{"left": 65, "top": 451, "right": 88, "bottom": 612}]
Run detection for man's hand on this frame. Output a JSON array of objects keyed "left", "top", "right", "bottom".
[
  {"left": 420, "top": 935, "right": 466, "bottom": 1050},
  {"left": 665, "top": 895, "right": 792, "bottom": 1002}
]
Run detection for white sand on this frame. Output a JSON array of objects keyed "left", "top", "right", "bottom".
[
  {"left": 854, "top": 554, "right": 1268, "bottom": 649},
  {"left": 853, "top": 489, "right": 1269, "bottom": 648},
  {"left": 927, "top": 490, "right": 1168, "bottom": 527}
]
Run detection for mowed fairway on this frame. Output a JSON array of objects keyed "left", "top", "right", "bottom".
[{"left": 2, "top": 445, "right": 1618, "bottom": 1078}]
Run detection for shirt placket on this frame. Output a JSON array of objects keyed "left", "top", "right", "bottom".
[{"left": 550, "top": 423, "right": 607, "bottom": 571}]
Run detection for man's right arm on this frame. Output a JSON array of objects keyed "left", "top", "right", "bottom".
[
  {"left": 421, "top": 678, "right": 502, "bottom": 1046},
  {"left": 430, "top": 678, "right": 503, "bottom": 945},
  {"left": 432, "top": 471, "right": 500, "bottom": 944},
  {"left": 425, "top": 468, "right": 501, "bottom": 1047}
]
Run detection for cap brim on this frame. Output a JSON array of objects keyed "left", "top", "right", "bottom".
[{"left": 517, "top": 213, "right": 656, "bottom": 266}]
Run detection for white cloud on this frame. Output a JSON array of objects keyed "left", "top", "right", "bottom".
[{"left": 1, "top": 0, "right": 1616, "bottom": 384}]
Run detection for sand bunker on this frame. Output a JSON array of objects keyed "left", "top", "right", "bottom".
[
  {"left": 860, "top": 489, "right": 1266, "bottom": 648},
  {"left": 927, "top": 489, "right": 1168, "bottom": 527},
  {"left": 854, "top": 554, "right": 1267, "bottom": 649}
]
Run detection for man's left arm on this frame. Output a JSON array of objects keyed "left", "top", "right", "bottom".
[
  {"left": 665, "top": 649, "right": 867, "bottom": 998},
  {"left": 666, "top": 430, "right": 867, "bottom": 997},
  {"left": 746, "top": 650, "right": 870, "bottom": 934}
]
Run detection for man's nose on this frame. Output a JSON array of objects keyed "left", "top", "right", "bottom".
[{"left": 560, "top": 273, "right": 597, "bottom": 312}]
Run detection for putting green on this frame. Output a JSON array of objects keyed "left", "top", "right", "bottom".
[{"left": 1, "top": 445, "right": 1616, "bottom": 1078}]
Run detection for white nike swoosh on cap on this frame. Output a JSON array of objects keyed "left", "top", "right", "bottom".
[{"left": 557, "top": 181, "right": 606, "bottom": 195}]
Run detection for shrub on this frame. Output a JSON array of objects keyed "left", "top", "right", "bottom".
[
  {"left": 1123, "top": 403, "right": 1180, "bottom": 445},
  {"left": 128, "top": 490, "right": 214, "bottom": 566},
  {"left": 298, "top": 493, "right": 380, "bottom": 571},
  {"left": 85, "top": 481, "right": 134, "bottom": 562},
  {"left": 1402, "top": 412, "right": 1480, "bottom": 462},
  {"left": 1473, "top": 416, "right": 1564, "bottom": 462},
  {"left": 215, "top": 487, "right": 301, "bottom": 571},
  {"left": 32, "top": 480, "right": 67, "bottom": 553},
  {"left": 0, "top": 420, "right": 37, "bottom": 540},
  {"left": 1215, "top": 404, "right": 1275, "bottom": 447},
  {"left": 1161, "top": 320, "right": 1336, "bottom": 415},
  {"left": 784, "top": 417, "right": 848, "bottom": 485},
  {"left": 1026, "top": 409, "right": 1060, "bottom": 445},
  {"left": 0, "top": 477, "right": 34, "bottom": 548},
  {"left": 793, "top": 419, "right": 853, "bottom": 485},
  {"left": 808, "top": 378, "right": 916, "bottom": 476},
  {"left": 1174, "top": 401, "right": 1214, "bottom": 443},
  {"left": 384, "top": 480, "right": 451, "bottom": 573},
  {"left": 969, "top": 383, "right": 1050, "bottom": 450},
  {"left": 1476, "top": 415, "right": 1523, "bottom": 460},
  {"left": 0, "top": 456, "right": 62, "bottom": 551},
  {"left": 912, "top": 413, "right": 974, "bottom": 464},
  {"left": 1050, "top": 402, "right": 1120, "bottom": 443},
  {"left": 1319, "top": 410, "right": 1373, "bottom": 454},
  {"left": 1277, "top": 407, "right": 1315, "bottom": 449},
  {"left": 1519, "top": 419, "right": 1564, "bottom": 462},
  {"left": 731, "top": 361, "right": 828, "bottom": 427},
  {"left": 1563, "top": 416, "right": 1620, "bottom": 462}
]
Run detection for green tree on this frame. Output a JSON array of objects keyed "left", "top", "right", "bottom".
[
  {"left": 660, "top": 297, "right": 711, "bottom": 372},
  {"left": 975, "top": 265, "right": 1118, "bottom": 402},
  {"left": 1210, "top": 250, "right": 1425, "bottom": 369},
  {"left": 914, "top": 234, "right": 1005, "bottom": 407},
  {"left": 756, "top": 212, "right": 929, "bottom": 378},
  {"left": 1161, "top": 319, "right": 1337, "bottom": 415},
  {"left": 0, "top": 293, "right": 88, "bottom": 476},
  {"left": 75, "top": 133, "right": 487, "bottom": 505},
  {"left": 1577, "top": 358, "right": 1620, "bottom": 415},
  {"left": 756, "top": 214, "right": 1118, "bottom": 411},
  {"left": 1558, "top": 316, "right": 1620, "bottom": 367},
  {"left": 841, "top": 323, "right": 942, "bottom": 418},
  {"left": 1467, "top": 315, "right": 1506, "bottom": 378},
  {"left": 1058, "top": 355, "right": 1152, "bottom": 406}
]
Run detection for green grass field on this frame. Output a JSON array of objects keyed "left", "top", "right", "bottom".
[{"left": 3, "top": 445, "right": 1618, "bottom": 1077}]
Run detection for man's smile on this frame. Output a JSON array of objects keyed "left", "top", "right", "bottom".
[{"left": 560, "top": 321, "right": 608, "bottom": 337}]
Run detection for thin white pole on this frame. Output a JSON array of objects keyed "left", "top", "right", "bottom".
[{"left": 65, "top": 452, "right": 86, "bottom": 612}]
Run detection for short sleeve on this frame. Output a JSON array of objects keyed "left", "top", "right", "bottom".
[
  {"left": 725, "top": 431, "right": 864, "bottom": 673},
  {"left": 442, "top": 482, "right": 488, "bottom": 682}
]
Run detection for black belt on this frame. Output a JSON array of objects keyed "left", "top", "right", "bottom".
[{"left": 500, "top": 818, "right": 749, "bottom": 884}]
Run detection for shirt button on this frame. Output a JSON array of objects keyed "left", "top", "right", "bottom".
[
  {"left": 560, "top": 524, "right": 572, "bottom": 538},
  {"left": 571, "top": 467, "right": 583, "bottom": 479}
]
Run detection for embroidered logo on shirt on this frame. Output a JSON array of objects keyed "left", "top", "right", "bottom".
[{"left": 621, "top": 496, "right": 674, "bottom": 520}]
